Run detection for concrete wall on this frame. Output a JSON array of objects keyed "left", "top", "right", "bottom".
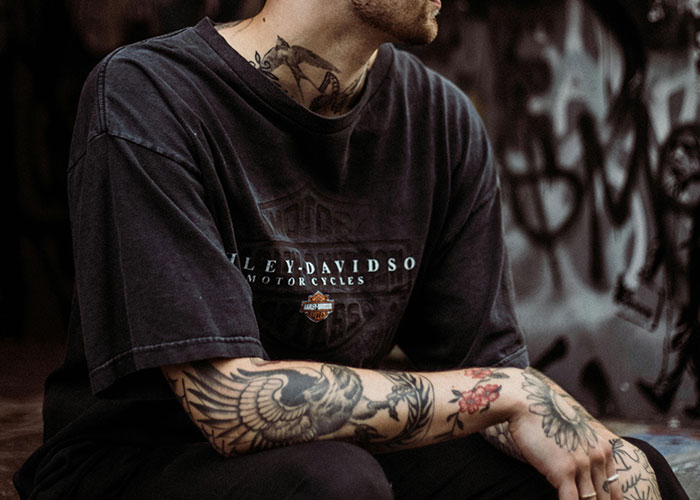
[{"left": 416, "top": 0, "right": 700, "bottom": 425}]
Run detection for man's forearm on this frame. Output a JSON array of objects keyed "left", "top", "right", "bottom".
[
  {"left": 163, "top": 358, "right": 662, "bottom": 498},
  {"left": 162, "top": 358, "right": 523, "bottom": 456}
]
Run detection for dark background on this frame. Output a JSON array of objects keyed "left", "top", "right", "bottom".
[{"left": 1, "top": 0, "right": 264, "bottom": 344}]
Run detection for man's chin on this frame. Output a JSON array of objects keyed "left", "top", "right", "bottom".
[
  {"left": 395, "top": 20, "right": 438, "bottom": 47},
  {"left": 411, "top": 25, "right": 439, "bottom": 46}
]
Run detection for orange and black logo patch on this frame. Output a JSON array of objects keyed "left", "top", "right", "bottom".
[{"left": 300, "top": 291, "right": 335, "bottom": 322}]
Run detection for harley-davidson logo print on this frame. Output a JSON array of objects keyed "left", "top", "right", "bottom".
[{"left": 300, "top": 291, "right": 335, "bottom": 322}]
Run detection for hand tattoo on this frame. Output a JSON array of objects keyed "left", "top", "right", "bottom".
[
  {"left": 521, "top": 368, "right": 598, "bottom": 453},
  {"left": 608, "top": 438, "right": 662, "bottom": 500}
]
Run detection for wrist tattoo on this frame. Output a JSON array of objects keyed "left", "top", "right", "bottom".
[
  {"left": 371, "top": 370, "right": 435, "bottom": 449},
  {"left": 436, "top": 368, "right": 508, "bottom": 441}
]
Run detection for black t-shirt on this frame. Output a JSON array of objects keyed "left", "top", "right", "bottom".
[{"left": 15, "top": 18, "right": 528, "bottom": 498}]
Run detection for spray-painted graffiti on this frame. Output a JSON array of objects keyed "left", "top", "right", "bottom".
[{"left": 418, "top": 0, "right": 700, "bottom": 422}]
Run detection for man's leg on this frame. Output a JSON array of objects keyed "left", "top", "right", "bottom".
[
  {"left": 375, "top": 434, "right": 689, "bottom": 500},
  {"left": 91, "top": 441, "right": 392, "bottom": 500},
  {"left": 375, "top": 434, "right": 558, "bottom": 500},
  {"left": 70, "top": 437, "right": 687, "bottom": 500}
]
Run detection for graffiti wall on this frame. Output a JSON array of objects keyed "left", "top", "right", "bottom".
[{"left": 417, "top": 0, "right": 700, "bottom": 424}]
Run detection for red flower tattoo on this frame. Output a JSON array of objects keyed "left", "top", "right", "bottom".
[
  {"left": 437, "top": 370, "right": 509, "bottom": 442},
  {"left": 475, "top": 384, "right": 501, "bottom": 404},
  {"left": 458, "top": 390, "right": 484, "bottom": 414},
  {"left": 464, "top": 368, "right": 493, "bottom": 379},
  {"left": 458, "top": 384, "right": 501, "bottom": 414}
]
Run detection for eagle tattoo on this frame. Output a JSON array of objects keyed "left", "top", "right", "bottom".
[{"left": 176, "top": 362, "right": 433, "bottom": 455}]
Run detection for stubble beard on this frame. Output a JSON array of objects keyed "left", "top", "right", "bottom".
[{"left": 350, "top": 0, "right": 439, "bottom": 46}]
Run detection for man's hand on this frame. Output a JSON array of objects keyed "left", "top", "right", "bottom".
[{"left": 504, "top": 368, "right": 660, "bottom": 500}]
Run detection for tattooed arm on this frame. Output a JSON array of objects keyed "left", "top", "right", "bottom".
[
  {"left": 163, "top": 360, "right": 658, "bottom": 500},
  {"left": 162, "top": 358, "right": 522, "bottom": 455}
]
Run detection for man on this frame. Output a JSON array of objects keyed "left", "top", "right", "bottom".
[{"left": 15, "top": 0, "right": 687, "bottom": 499}]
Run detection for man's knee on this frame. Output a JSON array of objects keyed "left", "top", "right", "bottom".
[{"left": 279, "top": 441, "right": 393, "bottom": 500}]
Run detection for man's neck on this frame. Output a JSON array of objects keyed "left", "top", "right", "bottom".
[{"left": 216, "top": 1, "right": 386, "bottom": 116}]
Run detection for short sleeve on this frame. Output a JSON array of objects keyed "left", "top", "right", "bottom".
[
  {"left": 68, "top": 132, "right": 267, "bottom": 396},
  {"left": 396, "top": 104, "right": 529, "bottom": 371}
]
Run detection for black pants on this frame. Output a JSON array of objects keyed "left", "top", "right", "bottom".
[{"left": 74, "top": 435, "right": 687, "bottom": 500}]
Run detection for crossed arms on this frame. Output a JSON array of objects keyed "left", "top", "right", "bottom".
[{"left": 163, "top": 358, "right": 661, "bottom": 500}]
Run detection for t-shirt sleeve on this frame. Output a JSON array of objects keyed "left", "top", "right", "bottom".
[
  {"left": 68, "top": 131, "right": 267, "bottom": 397},
  {"left": 395, "top": 99, "right": 529, "bottom": 371}
]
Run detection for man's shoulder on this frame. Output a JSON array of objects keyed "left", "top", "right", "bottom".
[
  {"left": 387, "top": 45, "right": 476, "bottom": 112},
  {"left": 379, "top": 45, "right": 481, "bottom": 141},
  {"left": 97, "top": 25, "right": 204, "bottom": 85},
  {"left": 70, "top": 24, "right": 216, "bottom": 166}
]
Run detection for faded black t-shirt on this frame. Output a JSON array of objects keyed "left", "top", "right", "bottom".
[{"left": 15, "top": 18, "right": 528, "bottom": 498}]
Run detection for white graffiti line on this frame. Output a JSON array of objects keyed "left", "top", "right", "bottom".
[
  {"left": 524, "top": 0, "right": 623, "bottom": 138},
  {"left": 620, "top": 193, "right": 649, "bottom": 290},
  {"left": 646, "top": 49, "right": 699, "bottom": 146}
]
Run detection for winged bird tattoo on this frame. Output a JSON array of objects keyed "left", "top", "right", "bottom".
[
  {"left": 250, "top": 36, "right": 368, "bottom": 114},
  {"left": 259, "top": 36, "right": 340, "bottom": 99},
  {"left": 174, "top": 362, "right": 434, "bottom": 455}
]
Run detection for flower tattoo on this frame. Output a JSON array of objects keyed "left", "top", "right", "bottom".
[
  {"left": 459, "top": 384, "right": 501, "bottom": 414},
  {"left": 522, "top": 369, "right": 598, "bottom": 453},
  {"left": 437, "top": 369, "right": 508, "bottom": 440},
  {"left": 464, "top": 368, "right": 493, "bottom": 378}
]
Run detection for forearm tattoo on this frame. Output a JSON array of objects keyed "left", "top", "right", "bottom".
[
  {"left": 372, "top": 370, "right": 435, "bottom": 449},
  {"left": 249, "top": 36, "right": 368, "bottom": 115},
  {"left": 522, "top": 368, "right": 598, "bottom": 453},
  {"left": 436, "top": 368, "right": 507, "bottom": 441},
  {"left": 167, "top": 361, "right": 434, "bottom": 455},
  {"left": 608, "top": 438, "right": 662, "bottom": 500}
]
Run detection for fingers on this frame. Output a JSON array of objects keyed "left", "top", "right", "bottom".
[
  {"left": 603, "top": 443, "right": 623, "bottom": 500},
  {"left": 575, "top": 455, "right": 603, "bottom": 500},
  {"left": 558, "top": 480, "right": 578, "bottom": 500},
  {"left": 575, "top": 474, "right": 598, "bottom": 500},
  {"left": 587, "top": 445, "right": 610, "bottom": 500},
  {"left": 553, "top": 459, "right": 597, "bottom": 500},
  {"left": 583, "top": 439, "right": 626, "bottom": 500},
  {"left": 605, "top": 472, "right": 623, "bottom": 500},
  {"left": 560, "top": 441, "right": 620, "bottom": 500}
]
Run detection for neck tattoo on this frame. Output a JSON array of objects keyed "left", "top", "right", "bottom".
[{"left": 250, "top": 36, "right": 369, "bottom": 116}]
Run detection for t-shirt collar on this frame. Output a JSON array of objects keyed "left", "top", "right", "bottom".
[{"left": 194, "top": 17, "right": 394, "bottom": 134}]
